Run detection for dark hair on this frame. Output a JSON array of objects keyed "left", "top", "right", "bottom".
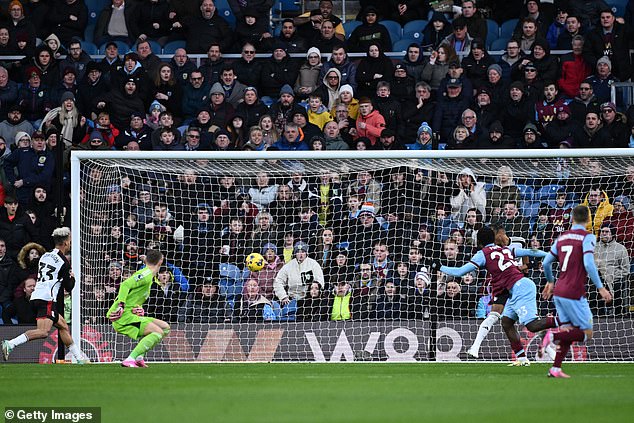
[
  {"left": 145, "top": 249, "right": 163, "bottom": 265},
  {"left": 572, "top": 205, "right": 590, "bottom": 224},
  {"left": 477, "top": 226, "right": 495, "bottom": 248}
]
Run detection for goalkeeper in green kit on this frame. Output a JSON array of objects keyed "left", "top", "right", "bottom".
[{"left": 106, "top": 250, "right": 169, "bottom": 368}]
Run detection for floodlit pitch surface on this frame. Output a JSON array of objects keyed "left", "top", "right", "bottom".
[{"left": 1, "top": 363, "right": 633, "bottom": 422}]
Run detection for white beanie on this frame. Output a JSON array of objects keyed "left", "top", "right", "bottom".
[
  {"left": 307, "top": 47, "right": 321, "bottom": 60},
  {"left": 15, "top": 131, "right": 31, "bottom": 145},
  {"left": 339, "top": 84, "right": 354, "bottom": 97}
]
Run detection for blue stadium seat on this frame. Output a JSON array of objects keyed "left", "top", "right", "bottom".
[
  {"left": 484, "top": 183, "right": 494, "bottom": 192},
  {"left": 86, "top": 0, "right": 109, "bottom": 25},
  {"left": 343, "top": 20, "right": 362, "bottom": 39},
  {"left": 80, "top": 41, "right": 98, "bottom": 55},
  {"left": 516, "top": 184, "right": 534, "bottom": 201},
  {"left": 392, "top": 38, "right": 418, "bottom": 52},
  {"left": 379, "top": 20, "right": 403, "bottom": 43},
  {"left": 218, "top": 8, "right": 236, "bottom": 28},
  {"left": 84, "top": 24, "right": 96, "bottom": 44},
  {"left": 146, "top": 40, "right": 162, "bottom": 55},
  {"left": 486, "top": 19, "right": 499, "bottom": 47},
  {"left": 535, "top": 184, "right": 562, "bottom": 202},
  {"left": 489, "top": 37, "right": 510, "bottom": 51},
  {"left": 500, "top": 19, "right": 518, "bottom": 38},
  {"left": 606, "top": 0, "right": 627, "bottom": 17},
  {"left": 163, "top": 40, "right": 186, "bottom": 54},
  {"left": 215, "top": 0, "right": 230, "bottom": 9},
  {"left": 273, "top": 0, "right": 301, "bottom": 14},
  {"left": 521, "top": 201, "right": 541, "bottom": 220},
  {"left": 99, "top": 40, "right": 131, "bottom": 54},
  {"left": 402, "top": 20, "right": 428, "bottom": 41}
]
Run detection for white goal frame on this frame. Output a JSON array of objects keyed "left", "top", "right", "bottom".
[{"left": 69, "top": 148, "right": 634, "bottom": 359}]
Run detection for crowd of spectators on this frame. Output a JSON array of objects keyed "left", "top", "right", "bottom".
[{"left": 0, "top": 0, "right": 634, "bottom": 325}]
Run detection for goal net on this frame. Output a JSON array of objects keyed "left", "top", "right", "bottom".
[{"left": 71, "top": 150, "right": 634, "bottom": 362}]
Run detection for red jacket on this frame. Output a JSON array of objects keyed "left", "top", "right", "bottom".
[
  {"left": 355, "top": 109, "right": 385, "bottom": 146},
  {"left": 557, "top": 53, "right": 592, "bottom": 99}
]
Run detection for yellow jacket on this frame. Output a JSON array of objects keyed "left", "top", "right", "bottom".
[{"left": 581, "top": 191, "right": 614, "bottom": 235}]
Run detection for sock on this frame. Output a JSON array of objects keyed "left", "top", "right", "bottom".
[
  {"left": 129, "top": 332, "right": 162, "bottom": 360},
  {"left": 68, "top": 343, "right": 85, "bottom": 361},
  {"left": 510, "top": 341, "right": 525, "bottom": 358},
  {"left": 471, "top": 312, "right": 500, "bottom": 352},
  {"left": 8, "top": 333, "right": 29, "bottom": 348},
  {"left": 554, "top": 340, "right": 572, "bottom": 368},
  {"left": 554, "top": 328, "right": 585, "bottom": 344}
]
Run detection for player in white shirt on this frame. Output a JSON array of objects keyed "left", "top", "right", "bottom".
[{"left": 2, "top": 227, "right": 89, "bottom": 363}]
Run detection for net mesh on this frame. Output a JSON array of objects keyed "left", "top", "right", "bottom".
[{"left": 75, "top": 154, "right": 634, "bottom": 362}]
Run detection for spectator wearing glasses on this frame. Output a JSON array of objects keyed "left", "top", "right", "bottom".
[
  {"left": 181, "top": 70, "right": 210, "bottom": 124},
  {"left": 569, "top": 81, "right": 600, "bottom": 124},
  {"left": 233, "top": 42, "right": 262, "bottom": 89},
  {"left": 498, "top": 39, "right": 524, "bottom": 82},
  {"left": 600, "top": 102, "right": 629, "bottom": 148},
  {"left": 442, "top": 17, "right": 473, "bottom": 56},
  {"left": 184, "top": 127, "right": 210, "bottom": 151},
  {"left": 319, "top": 46, "right": 357, "bottom": 92}
]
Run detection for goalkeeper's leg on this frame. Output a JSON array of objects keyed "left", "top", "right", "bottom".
[
  {"left": 123, "top": 319, "right": 170, "bottom": 367},
  {"left": 468, "top": 311, "right": 501, "bottom": 358}
]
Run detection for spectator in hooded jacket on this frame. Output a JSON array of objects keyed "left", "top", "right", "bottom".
[{"left": 347, "top": 6, "right": 392, "bottom": 53}]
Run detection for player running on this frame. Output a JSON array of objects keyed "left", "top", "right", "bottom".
[
  {"left": 440, "top": 226, "right": 557, "bottom": 366},
  {"left": 467, "top": 225, "right": 528, "bottom": 358},
  {"left": 541, "top": 205, "right": 612, "bottom": 378},
  {"left": 2, "top": 227, "right": 89, "bottom": 363},
  {"left": 107, "top": 249, "right": 170, "bottom": 368}
]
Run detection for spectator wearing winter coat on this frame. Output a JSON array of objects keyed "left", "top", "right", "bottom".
[{"left": 347, "top": 6, "right": 392, "bottom": 53}]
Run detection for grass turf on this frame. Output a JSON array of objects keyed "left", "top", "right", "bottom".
[{"left": 1, "top": 363, "right": 633, "bottom": 423}]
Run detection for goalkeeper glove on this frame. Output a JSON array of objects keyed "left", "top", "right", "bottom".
[
  {"left": 109, "top": 302, "right": 125, "bottom": 322},
  {"left": 132, "top": 305, "right": 144, "bottom": 316}
]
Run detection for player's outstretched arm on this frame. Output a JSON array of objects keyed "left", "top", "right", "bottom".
[
  {"left": 440, "top": 262, "right": 478, "bottom": 278},
  {"left": 514, "top": 248, "right": 548, "bottom": 259},
  {"left": 541, "top": 251, "right": 557, "bottom": 299}
]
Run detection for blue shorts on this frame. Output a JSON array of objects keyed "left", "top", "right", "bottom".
[
  {"left": 503, "top": 277, "right": 538, "bottom": 326},
  {"left": 554, "top": 296, "right": 593, "bottom": 330}
]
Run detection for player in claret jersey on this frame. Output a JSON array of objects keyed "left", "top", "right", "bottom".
[
  {"left": 2, "top": 227, "right": 89, "bottom": 363},
  {"left": 440, "top": 226, "right": 557, "bottom": 366},
  {"left": 542, "top": 205, "right": 612, "bottom": 378},
  {"left": 467, "top": 224, "right": 529, "bottom": 359}
]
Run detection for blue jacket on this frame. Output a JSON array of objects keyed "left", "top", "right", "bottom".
[
  {"left": 272, "top": 135, "right": 309, "bottom": 151},
  {"left": 3, "top": 147, "right": 55, "bottom": 204}
]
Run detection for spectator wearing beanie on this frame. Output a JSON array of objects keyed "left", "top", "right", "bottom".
[{"left": 295, "top": 47, "right": 322, "bottom": 100}]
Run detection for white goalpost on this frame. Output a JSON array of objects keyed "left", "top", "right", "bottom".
[{"left": 70, "top": 149, "right": 634, "bottom": 362}]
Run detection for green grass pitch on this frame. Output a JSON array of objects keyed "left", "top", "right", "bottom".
[{"left": 2, "top": 363, "right": 633, "bottom": 422}]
